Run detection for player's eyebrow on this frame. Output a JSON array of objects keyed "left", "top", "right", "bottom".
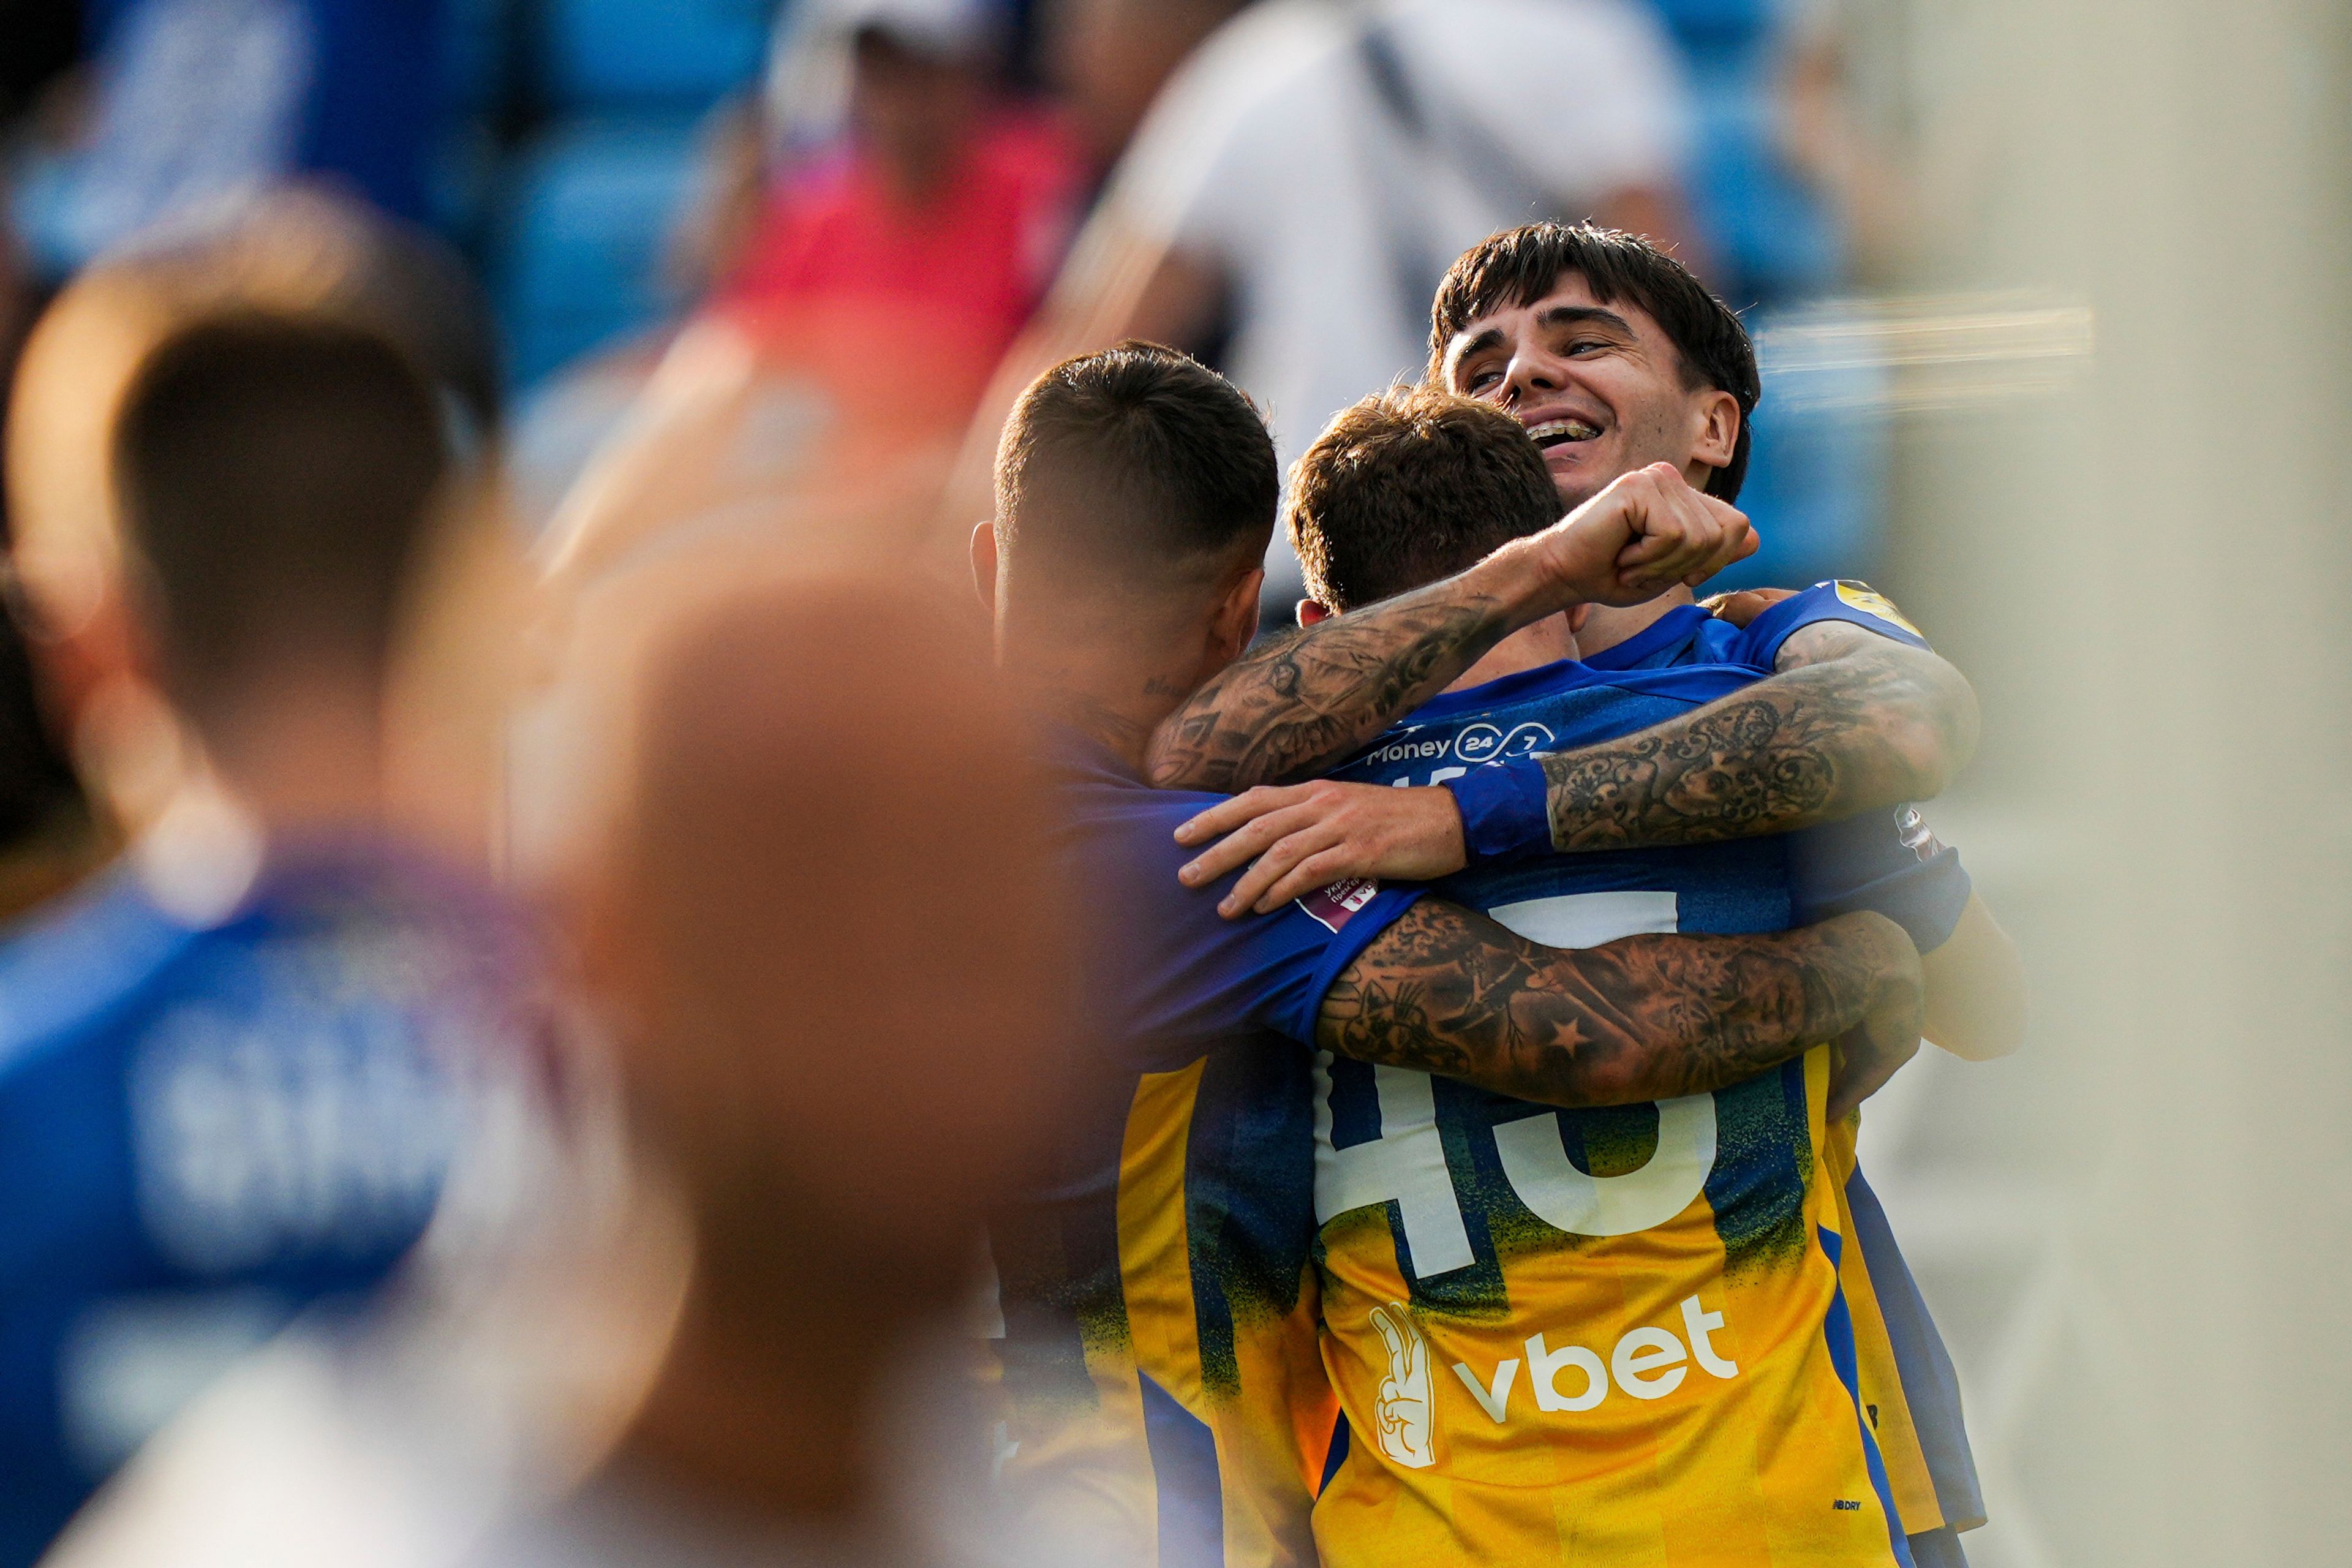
[
  {"left": 1536, "top": 304, "right": 1635, "bottom": 338},
  {"left": 1445, "top": 326, "right": 1506, "bottom": 376}
]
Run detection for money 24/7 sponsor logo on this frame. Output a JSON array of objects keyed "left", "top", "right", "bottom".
[{"left": 1451, "top": 722, "right": 1555, "bottom": 765}]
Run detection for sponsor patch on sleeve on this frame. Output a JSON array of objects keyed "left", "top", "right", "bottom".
[
  {"left": 1297, "top": 877, "right": 1381, "bottom": 933},
  {"left": 1832, "top": 581, "right": 1926, "bottom": 639}
]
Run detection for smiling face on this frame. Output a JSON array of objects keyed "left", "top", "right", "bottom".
[{"left": 1438, "top": 271, "right": 1740, "bottom": 513}]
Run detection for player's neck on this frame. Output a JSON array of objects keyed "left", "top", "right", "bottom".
[
  {"left": 1005, "top": 628, "right": 1197, "bottom": 772},
  {"left": 190, "top": 671, "right": 388, "bottom": 838},
  {"left": 1574, "top": 587, "right": 1696, "bottom": 659},
  {"left": 1445, "top": 612, "right": 1579, "bottom": 694}
]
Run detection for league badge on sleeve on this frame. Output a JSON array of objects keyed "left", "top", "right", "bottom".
[
  {"left": 1831, "top": 581, "right": 1926, "bottom": 640},
  {"left": 1297, "top": 877, "right": 1380, "bottom": 933}
]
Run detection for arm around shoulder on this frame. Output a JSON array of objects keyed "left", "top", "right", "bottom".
[{"left": 1315, "top": 900, "right": 1923, "bottom": 1109}]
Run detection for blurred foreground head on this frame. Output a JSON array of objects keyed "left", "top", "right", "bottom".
[
  {"left": 4, "top": 190, "right": 505, "bottom": 847},
  {"left": 587, "top": 576, "right": 1071, "bottom": 1317},
  {"left": 114, "top": 317, "right": 443, "bottom": 738}
]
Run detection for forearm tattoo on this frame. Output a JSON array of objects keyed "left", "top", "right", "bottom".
[
  {"left": 1316, "top": 900, "right": 1895, "bottom": 1108},
  {"left": 1540, "top": 628, "right": 1975, "bottom": 852},
  {"left": 1145, "top": 591, "right": 1512, "bottom": 793}
]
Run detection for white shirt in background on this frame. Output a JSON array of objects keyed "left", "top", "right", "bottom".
[{"left": 1108, "top": 0, "right": 1694, "bottom": 481}]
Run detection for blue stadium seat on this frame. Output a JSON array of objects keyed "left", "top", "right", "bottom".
[
  {"left": 537, "top": 0, "right": 775, "bottom": 110},
  {"left": 491, "top": 115, "right": 707, "bottom": 386}
]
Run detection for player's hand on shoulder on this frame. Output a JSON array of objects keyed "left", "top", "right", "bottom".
[
  {"left": 1174, "top": 782, "right": 1466, "bottom": 919},
  {"left": 1698, "top": 586, "right": 1801, "bottom": 627},
  {"left": 1526, "top": 463, "right": 1757, "bottom": 607}
]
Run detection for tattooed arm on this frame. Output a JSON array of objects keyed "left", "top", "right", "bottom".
[
  {"left": 1167, "top": 620, "right": 1981, "bottom": 914},
  {"left": 1144, "top": 464, "right": 1756, "bottom": 792},
  {"left": 1319, "top": 901, "right": 1923, "bottom": 1115},
  {"left": 1540, "top": 620, "right": 1979, "bottom": 851}
]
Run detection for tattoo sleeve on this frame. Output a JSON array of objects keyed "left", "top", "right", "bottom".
[
  {"left": 1540, "top": 622, "right": 1979, "bottom": 852},
  {"left": 1316, "top": 900, "right": 1909, "bottom": 1108},
  {"left": 1143, "top": 586, "right": 1517, "bottom": 793}
]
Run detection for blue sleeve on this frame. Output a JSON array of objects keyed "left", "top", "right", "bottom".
[
  {"left": 1787, "top": 805, "right": 1971, "bottom": 952},
  {"left": 1441, "top": 755, "right": 1551, "bottom": 866},
  {"left": 1066, "top": 782, "right": 1424, "bottom": 1055},
  {"left": 1733, "top": 580, "right": 1934, "bottom": 669}
]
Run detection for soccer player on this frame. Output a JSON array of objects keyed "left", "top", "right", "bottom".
[
  {"left": 0, "top": 232, "right": 524, "bottom": 1564},
  {"left": 972, "top": 342, "right": 1929, "bottom": 1567},
  {"left": 1225, "top": 384, "right": 2016, "bottom": 1565}
]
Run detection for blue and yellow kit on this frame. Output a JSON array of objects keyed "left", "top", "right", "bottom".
[
  {"left": 1305, "top": 584, "right": 1980, "bottom": 1567},
  {"left": 990, "top": 731, "right": 1420, "bottom": 1568}
]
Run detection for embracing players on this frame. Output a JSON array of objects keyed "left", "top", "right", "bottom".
[
  {"left": 1169, "top": 224, "right": 2023, "bottom": 1566},
  {"left": 975, "top": 342, "right": 1933, "bottom": 1568}
]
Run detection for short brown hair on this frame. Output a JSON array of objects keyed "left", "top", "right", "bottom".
[
  {"left": 994, "top": 342, "right": 1278, "bottom": 599},
  {"left": 1429, "top": 222, "right": 1760, "bottom": 502},
  {"left": 113, "top": 314, "right": 448, "bottom": 713},
  {"left": 1287, "top": 386, "right": 1559, "bottom": 613}
]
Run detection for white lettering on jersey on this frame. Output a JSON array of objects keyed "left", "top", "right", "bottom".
[
  {"left": 129, "top": 935, "right": 459, "bottom": 1273},
  {"left": 1491, "top": 1093, "right": 1717, "bottom": 1238},
  {"left": 1452, "top": 1357, "right": 1518, "bottom": 1423},
  {"left": 1368, "top": 1302, "right": 1436, "bottom": 1468},
  {"left": 1526, "top": 1333, "right": 1608, "bottom": 1412},
  {"left": 1313, "top": 892, "right": 1713, "bottom": 1275},
  {"left": 1453, "top": 1297, "right": 1738, "bottom": 1423},
  {"left": 1313, "top": 1057, "right": 1475, "bottom": 1276}
]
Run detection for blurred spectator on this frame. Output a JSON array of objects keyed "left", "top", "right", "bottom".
[
  {"left": 8, "top": 0, "right": 445, "bottom": 282},
  {"left": 45, "top": 578, "right": 1080, "bottom": 1568},
  {"left": 0, "top": 201, "right": 527, "bottom": 1567},
  {"left": 952, "top": 0, "right": 1704, "bottom": 615},
  {"left": 508, "top": 0, "right": 1084, "bottom": 542},
  {"left": 714, "top": 0, "right": 1080, "bottom": 366}
]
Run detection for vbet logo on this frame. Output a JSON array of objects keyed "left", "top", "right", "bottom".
[{"left": 1369, "top": 1295, "right": 1740, "bottom": 1469}]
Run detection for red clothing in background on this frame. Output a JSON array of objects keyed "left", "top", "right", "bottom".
[{"left": 716, "top": 111, "right": 1082, "bottom": 360}]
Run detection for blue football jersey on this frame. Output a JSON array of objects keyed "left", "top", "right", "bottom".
[{"left": 0, "top": 844, "right": 530, "bottom": 1567}]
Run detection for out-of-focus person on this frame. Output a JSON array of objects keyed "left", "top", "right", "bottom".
[
  {"left": 0, "top": 201, "right": 527, "bottom": 1567},
  {"left": 43, "top": 578, "right": 1082, "bottom": 1568},
  {"left": 953, "top": 0, "right": 1705, "bottom": 614},
  {"left": 7, "top": 0, "right": 445, "bottom": 284},
  {"left": 714, "top": 0, "right": 1082, "bottom": 368},
  {"left": 510, "top": 0, "right": 1085, "bottom": 575}
]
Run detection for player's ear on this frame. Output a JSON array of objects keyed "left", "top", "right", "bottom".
[
  {"left": 968, "top": 519, "right": 999, "bottom": 614},
  {"left": 1206, "top": 565, "right": 1265, "bottom": 668},
  {"left": 1297, "top": 599, "right": 1334, "bottom": 627},
  {"left": 1691, "top": 389, "right": 1739, "bottom": 472}
]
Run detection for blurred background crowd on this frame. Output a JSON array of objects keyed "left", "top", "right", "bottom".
[
  {"left": 0, "top": 0, "right": 1910, "bottom": 572},
  {"left": 1, "top": 1, "right": 2348, "bottom": 1566}
]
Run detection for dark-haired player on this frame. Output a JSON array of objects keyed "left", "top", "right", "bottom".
[
  {"left": 0, "top": 217, "right": 527, "bottom": 1567},
  {"left": 972, "top": 341, "right": 1932, "bottom": 1567}
]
